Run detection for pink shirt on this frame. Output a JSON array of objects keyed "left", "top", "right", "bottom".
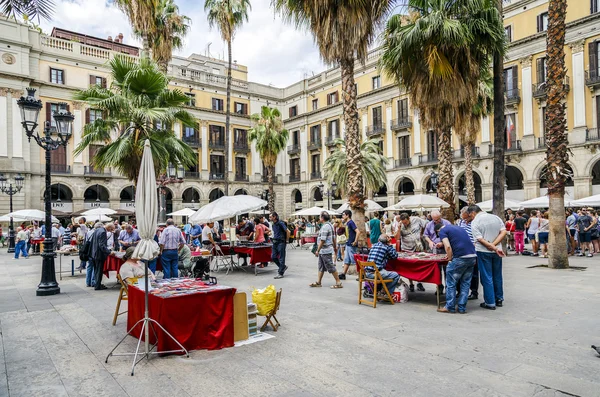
[{"left": 254, "top": 224, "right": 267, "bottom": 243}]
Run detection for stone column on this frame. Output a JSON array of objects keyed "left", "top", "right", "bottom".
[
  {"left": 0, "top": 88, "right": 9, "bottom": 157},
  {"left": 385, "top": 99, "right": 394, "bottom": 168},
  {"left": 412, "top": 109, "right": 422, "bottom": 165},
  {"left": 570, "top": 40, "right": 587, "bottom": 129},
  {"left": 72, "top": 101, "right": 84, "bottom": 165},
  {"left": 321, "top": 121, "right": 328, "bottom": 164},
  {"left": 200, "top": 121, "right": 208, "bottom": 174},
  {"left": 520, "top": 56, "right": 534, "bottom": 136}
]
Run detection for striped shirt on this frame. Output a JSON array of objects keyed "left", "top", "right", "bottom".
[
  {"left": 458, "top": 219, "right": 474, "bottom": 243},
  {"left": 367, "top": 242, "right": 399, "bottom": 271},
  {"left": 159, "top": 225, "right": 185, "bottom": 250}
]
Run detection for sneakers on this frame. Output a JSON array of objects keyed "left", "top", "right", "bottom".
[
  {"left": 409, "top": 284, "right": 415, "bottom": 293},
  {"left": 587, "top": 253, "right": 593, "bottom": 257},
  {"left": 468, "top": 293, "right": 478, "bottom": 300},
  {"left": 274, "top": 274, "right": 284, "bottom": 279},
  {"left": 496, "top": 300, "right": 503, "bottom": 307},
  {"left": 416, "top": 283, "right": 425, "bottom": 292},
  {"left": 480, "top": 302, "right": 496, "bottom": 310}
]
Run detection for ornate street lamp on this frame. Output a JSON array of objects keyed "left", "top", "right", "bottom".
[
  {"left": 430, "top": 171, "right": 439, "bottom": 194},
  {"left": 157, "top": 163, "right": 184, "bottom": 223},
  {"left": 18, "top": 88, "right": 73, "bottom": 296},
  {"left": 0, "top": 173, "right": 25, "bottom": 252},
  {"left": 318, "top": 181, "right": 337, "bottom": 210}
]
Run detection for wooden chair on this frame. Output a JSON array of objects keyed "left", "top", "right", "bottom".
[
  {"left": 357, "top": 260, "right": 395, "bottom": 308},
  {"left": 112, "top": 273, "right": 129, "bottom": 326},
  {"left": 260, "top": 288, "right": 282, "bottom": 332}
]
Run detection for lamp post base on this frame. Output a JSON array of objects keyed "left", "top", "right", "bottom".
[
  {"left": 36, "top": 252, "right": 60, "bottom": 296},
  {"left": 36, "top": 285, "right": 61, "bottom": 296}
]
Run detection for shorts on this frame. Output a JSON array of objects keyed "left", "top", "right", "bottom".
[
  {"left": 344, "top": 244, "right": 357, "bottom": 265},
  {"left": 527, "top": 233, "right": 536, "bottom": 241},
  {"left": 569, "top": 229, "right": 576, "bottom": 237},
  {"left": 318, "top": 253, "right": 336, "bottom": 273},
  {"left": 537, "top": 232, "right": 549, "bottom": 245},
  {"left": 592, "top": 233, "right": 599, "bottom": 241},
  {"left": 579, "top": 232, "right": 591, "bottom": 243}
]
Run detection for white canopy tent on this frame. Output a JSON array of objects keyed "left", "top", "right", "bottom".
[
  {"left": 189, "top": 195, "right": 267, "bottom": 223},
  {"left": 519, "top": 195, "right": 575, "bottom": 208},
  {"left": 167, "top": 208, "right": 197, "bottom": 217},
  {"left": 74, "top": 214, "right": 112, "bottom": 223},
  {"left": 292, "top": 206, "right": 340, "bottom": 216},
  {"left": 393, "top": 194, "right": 450, "bottom": 211},
  {"left": 336, "top": 200, "right": 384, "bottom": 213},
  {"left": 4, "top": 209, "right": 59, "bottom": 223},
  {"left": 571, "top": 194, "right": 600, "bottom": 207},
  {"left": 475, "top": 198, "right": 522, "bottom": 212},
  {"left": 82, "top": 208, "right": 117, "bottom": 217}
]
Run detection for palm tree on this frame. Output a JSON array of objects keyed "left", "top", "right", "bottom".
[
  {"left": 545, "top": 0, "right": 569, "bottom": 269},
  {"left": 205, "top": 0, "right": 251, "bottom": 196},
  {"left": 73, "top": 55, "right": 197, "bottom": 183},
  {"left": 248, "top": 106, "right": 289, "bottom": 212},
  {"left": 114, "top": 0, "right": 159, "bottom": 58},
  {"left": 492, "top": 0, "right": 506, "bottom": 221},
  {"left": 324, "top": 138, "right": 388, "bottom": 199},
  {"left": 1, "top": 0, "right": 54, "bottom": 22},
  {"left": 380, "top": 0, "right": 504, "bottom": 220},
  {"left": 148, "top": 0, "right": 191, "bottom": 72},
  {"left": 273, "top": 0, "right": 393, "bottom": 241}
]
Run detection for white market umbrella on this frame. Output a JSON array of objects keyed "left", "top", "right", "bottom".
[
  {"left": 571, "top": 194, "right": 600, "bottom": 207},
  {"left": 250, "top": 209, "right": 270, "bottom": 215},
  {"left": 189, "top": 195, "right": 267, "bottom": 223},
  {"left": 336, "top": 200, "right": 384, "bottom": 213},
  {"left": 74, "top": 214, "right": 112, "bottom": 223},
  {"left": 292, "top": 206, "right": 340, "bottom": 216},
  {"left": 167, "top": 208, "right": 196, "bottom": 217},
  {"left": 82, "top": 208, "right": 117, "bottom": 216},
  {"left": 4, "top": 209, "right": 59, "bottom": 223},
  {"left": 395, "top": 194, "right": 450, "bottom": 210},
  {"left": 475, "top": 198, "right": 522, "bottom": 212},
  {"left": 519, "top": 195, "right": 574, "bottom": 209}
]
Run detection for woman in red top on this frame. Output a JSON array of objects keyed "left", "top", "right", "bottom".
[{"left": 505, "top": 214, "right": 516, "bottom": 252}]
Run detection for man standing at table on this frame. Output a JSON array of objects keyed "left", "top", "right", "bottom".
[
  {"left": 457, "top": 206, "right": 479, "bottom": 300},
  {"left": 468, "top": 205, "right": 507, "bottom": 310},
  {"left": 366, "top": 234, "right": 400, "bottom": 297},
  {"left": 89, "top": 222, "right": 110, "bottom": 290},
  {"left": 424, "top": 210, "right": 452, "bottom": 254},
  {"left": 118, "top": 224, "right": 141, "bottom": 250},
  {"left": 159, "top": 218, "right": 186, "bottom": 279},
  {"left": 397, "top": 212, "right": 427, "bottom": 292},
  {"left": 435, "top": 222, "right": 477, "bottom": 314},
  {"left": 270, "top": 212, "right": 289, "bottom": 279}
]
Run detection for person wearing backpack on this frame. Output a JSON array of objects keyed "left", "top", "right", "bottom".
[
  {"left": 310, "top": 211, "right": 342, "bottom": 289},
  {"left": 79, "top": 228, "right": 95, "bottom": 287}
]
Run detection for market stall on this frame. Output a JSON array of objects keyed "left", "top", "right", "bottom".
[
  {"left": 127, "top": 279, "right": 236, "bottom": 352},
  {"left": 104, "top": 252, "right": 163, "bottom": 277}
]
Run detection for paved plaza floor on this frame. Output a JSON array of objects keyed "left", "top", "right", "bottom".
[{"left": 0, "top": 247, "right": 599, "bottom": 397}]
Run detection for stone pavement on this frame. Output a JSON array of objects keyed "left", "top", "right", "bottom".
[{"left": 0, "top": 248, "right": 599, "bottom": 397}]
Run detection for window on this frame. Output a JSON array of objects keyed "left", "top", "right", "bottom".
[
  {"left": 310, "top": 125, "right": 321, "bottom": 143},
  {"left": 328, "top": 119, "right": 339, "bottom": 139},
  {"left": 89, "top": 75, "right": 106, "bottom": 88},
  {"left": 210, "top": 125, "right": 225, "bottom": 145},
  {"left": 593, "top": 0, "right": 599, "bottom": 14},
  {"left": 86, "top": 109, "right": 103, "bottom": 124},
  {"left": 234, "top": 102, "right": 248, "bottom": 115},
  {"left": 50, "top": 68, "right": 64, "bottom": 84},
  {"left": 372, "top": 76, "right": 381, "bottom": 90},
  {"left": 47, "top": 103, "right": 60, "bottom": 128},
  {"left": 235, "top": 157, "right": 247, "bottom": 178},
  {"left": 184, "top": 125, "right": 197, "bottom": 139},
  {"left": 234, "top": 129, "right": 248, "bottom": 148},
  {"left": 503, "top": 65, "right": 518, "bottom": 96},
  {"left": 537, "top": 12, "right": 549, "bottom": 32},
  {"left": 210, "top": 155, "right": 225, "bottom": 177},
  {"left": 372, "top": 106, "right": 383, "bottom": 127},
  {"left": 312, "top": 98, "right": 318, "bottom": 110},
  {"left": 398, "top": 135, "right": 410, "bottom": 159},
  {"left": 327, "top": 91, "right": 339, "bottom": 105},
  {"left": 185, "top": 93, "right": 196, "bottom": 107},
  {"left": 541, "top": 106, "right": 547, "bottom": 136},
  {"left": 289, "top": 105, "right": 298, "bottom": 117},
  {"left": 588, "top": 41, "right": 600, "bottom": 79},
  {"left": 536, "top": 57, "right": 548, "bottom": 84},
  {"left": 505, "top": 113, "right": 517, "bottom": 147},
  {"left": 398, "top": 99, "right": 409, "bottom": 121},
  {"left": 290, "top": 158, "right": 300, "bottom": 180},
  {"left": 311, "top": 154, "right": 321, "bottom": 172},
  {"left": 504, "top": 26, "right": 512, "bottom": 43},
  {"left": 427, "top": 130, "right": 438, "bottom": 157},
  {"left": 212, "top": 98, "right": 224, "bottom": 111},
  {"left": 292, "top": 130, "right": 300, "bottom": 145}
]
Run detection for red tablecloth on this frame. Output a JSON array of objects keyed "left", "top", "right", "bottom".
[
  {"left": 233, "top": 246, "right": 272, "bottom": 265},
  {"left": 301, "top": 236, "right": 317, "bottom": 245},
  {"left": 127, "top": 285, "right": 236, "bottom": 352},
  {"left": 355, "top": 254, "right": 447, "bottom": 285},
  {"left": 103, "top": 255, "right": 162, "bottom": 277}
]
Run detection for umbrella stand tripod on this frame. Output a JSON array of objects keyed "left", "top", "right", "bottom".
[{"left": 105, "top": 260, "right": 189, "bottom": 375}]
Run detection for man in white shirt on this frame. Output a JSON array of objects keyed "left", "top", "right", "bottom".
[
  {"left": 201, "top": 222, "right": 216, "bottom": 247},
  {"left": 468, "top": 205, "right": 507, "bottom": 310},
  {"left": 51, "top": 224, "right": 62, "bottom": 250}
]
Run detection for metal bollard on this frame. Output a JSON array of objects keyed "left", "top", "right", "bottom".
[{"left": 71, "top": 259, "right": 75, "bottom": 276}]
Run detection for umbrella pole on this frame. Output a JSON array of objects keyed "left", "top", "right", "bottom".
[{"left": 105, "top": 260, "right": 189, "bottom": 375}]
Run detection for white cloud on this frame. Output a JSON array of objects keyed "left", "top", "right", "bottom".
[{"left": 39, "top": 0, "right": 325, "bottom": 87}]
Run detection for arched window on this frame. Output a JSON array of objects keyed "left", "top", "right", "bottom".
[
  {"left": 182, "top": 188, "right": 200, "bottom": 203},
  {"left": 506, "top": 166, "right": 524, "bottom": 190},
  {"left": 292, "top": 189, "right": 302, "bottom": 203},
  {"left": 84, "top": 185, "right": 109, "bottom": 202},
  {"left": 398, "top": 178, "right": 415, "bottom": 195},
  {"left": 209, "top": 188, "right": 224, "bottom": 202},
  {"left": 234, "top": 189, "right": 248, "bottom": 196},
  {"left": 47, "top": 183, "right": 73, "bottom": 201},
  {"left": 120, "top": 186, "right": 135, "bottom": 201}
]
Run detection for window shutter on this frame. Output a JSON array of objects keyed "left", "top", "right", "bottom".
[
  {"left": 62, "top": 69, "right": 66, "bottom": 85},
  {"left": 243, "top": 103, "right": 248, "bottom": 114},
  {"left": 590, "top": 42, "right": 598, "bottom": 77},
  {"left": 335, "top": 92, "right": 339, "bottom": 103},
  {"left": 46, "top": 103, "right": 52, "bottom": 123},
  {"left": 537, "top": 14, "right": 541, "bottom": 32},
  {"left": 85, "top": 109, "right": 90, "bottom": 124},
  {"left": 102, "top": 77, "right": 107, "bottom": 88},
  {"left": 512, "top": 66, "right": 518, "bottom": 93},
  {"left": 536, "top": 58, "right": 544, "bottom": 84},
  {"left": 89, "top": 75, "right": 95, "bottom": 86},
  {"left": 66, "top": 103, "right": 70, "bottom": 111}
]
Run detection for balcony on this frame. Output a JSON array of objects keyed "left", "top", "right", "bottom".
[
  {"left": 506, "top": 140, "right": 522, "bottom": 152},
  {"left": 182, "top": 136, "right": 201, "bottom": 148},
  {"left": 308, "top": 139, "right": 322, "bottom": 150},
  {"left": 235, "top": 174, "right": 249, "bottom": 182},
  {"left": 84, "top": 166, "right": 111, "bottom": 176},
  {"left": 51, "top": 164, "right": 71, "bottom": 174},
  {"left": 310, "top": 171, "right": 322, "bottom": 180},
  {"left": 209, "top": 173, "right": 225, "bottom": 180},
  {"left": 325, "top": 135, "right": 340, "bottom": 146},
  {"left": 210, "top": 139, "right": 226, "bottom": 150},
  {"left": 586, "top": 128, "right": 600, "bottom": 142},
  {"left": 289, "top": 173, "right": 301, "bottom": 182},
  {"left": 453, "top": 146, "right": 480, "bottom": 159},
  {"left": 585, "top": 69, "right": 600, "bottom": 88},
  {"left": 419, "top": 153, "right": 438, "bottom": 165},
  {"left": 391, "top": 117, "right": 412, "bottom": 131},
  {"left": 185, "top": 171, "right": 200, "bottom": 179},
  {"left": 394, "top": 158, "right": 412, "bottom": 168},
  {"left": 287, "top": 144, "right": 301, "bottom": 155},
  {"left": 505, "top": 88, "right": 521, "bottom": 105},
  {"left": 365, "top": 123, "right": 386, "bottom": 137},
  {"left": 532, "top": 76, "right": 570, "bottom": 99},
  {"left": 234, "top": 141, "right": 250, "bottom": 153}
]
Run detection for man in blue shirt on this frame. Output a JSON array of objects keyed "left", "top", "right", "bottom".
[
  {"left": 189, "top": 223, "right": 202, "bottom": 243},
  {"left": 436, "top": 223, "right": 477, "bottom": 314},
  {"left": 270, "top": 212, "right": 289, "bottom": 279},
  {"left": 339, "top": 210, "right": 361, "bottom": 280},
  {"left": 366, "top": 234, "right": 400, "bottom": 295}
]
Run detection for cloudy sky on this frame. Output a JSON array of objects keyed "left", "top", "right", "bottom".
[{"left": 39, "top": 0, "right": 327, "bottom": 87}]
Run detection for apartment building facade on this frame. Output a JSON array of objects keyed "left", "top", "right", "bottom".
[{"left": 0, "top": 0, "right": 599, "bottom": 218}]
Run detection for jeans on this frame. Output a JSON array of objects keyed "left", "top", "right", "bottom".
[
  {"left": 445, "top": 257, "right": 476, "bottom": 312},
  {"left": 344, "top": 245, "right": 357, "bottom": 265},
  {"left": 86, "top": 263, "right": 95, "bottom": 287},
  {"left": 272, "top": 241, "right": 287, "bottom": 275},
  {"left": 93, "top": 256, "right": 106, "bottom": 289},
  {"left": 148, "top": 258, "right": 157, "bottom": 273},
  {"left": 366, "top": 269, "right": 400, "bottom": 294},
  {"left": 476, "top": 251, "right": 504, "bottom": 306},
  {"left": 14, "top": 240, "right": 28, "bottom": 258},
  {"left": 514, "top": 231, "right": 525, "bottom": 253},
  {"left": 161, "top": 250, "right": 179, "bottom": 279},
  {"left": 470, "top": 261, "right": 479, "bottom": 296}
]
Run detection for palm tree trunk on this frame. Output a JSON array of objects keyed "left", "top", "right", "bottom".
[
  {"left": 546, "top": 0, "right": 569, "bottom": 269},
  {"left": 437, "top": 128, "right": 455, "bottom": 220},
  {"left": 268, "top": 165, "right": 275, "bottom": 212},
  {"left": 340, "top": 57, "right": 366, "bottom": 245},
  {"left": 464, "top": 141, "right": 476, "bottom": 205},
  {"left": 224, "top": 38, "right": 232, "bottom": 195},
  {"left": 142, "top": 34, "right": 150, "bottom": 60},
  {"left": 492, "top": 0, "right": 506, "bottom": 221}
]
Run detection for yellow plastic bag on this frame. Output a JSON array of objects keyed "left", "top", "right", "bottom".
[{"left": 252, "top": 284, "right": 277, "bottom": 316}]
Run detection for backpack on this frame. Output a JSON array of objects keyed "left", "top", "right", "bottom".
[{"left": 79, "top": 237, "right": 91, "bottom": 262}]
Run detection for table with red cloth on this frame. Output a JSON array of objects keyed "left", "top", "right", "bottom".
[
  {"left": 127, "top": 281, "right": 236, "bottom": 352},
  {"left": 232, "top": 245, "right": 272, "bottom": 265},
  {"left": 103, "top": 253, "right": 162, "bottom": 277},
  {"left": 30, "top": 237, "right": 44, "bottom": 254},
  {"left": 300, "top": 235, "right": 317, "bottom": 246}
]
